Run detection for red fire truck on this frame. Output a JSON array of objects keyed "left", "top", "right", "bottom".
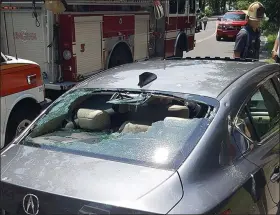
[{"left": 1, "top": 0, "right": 199, "bottom": 99}]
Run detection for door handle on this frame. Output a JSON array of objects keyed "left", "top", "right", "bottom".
[
  {"left": 270, "top": 166, "right": 280, "bottom": 183},
  {"left": 27, "top": 74, "right": 37, "bottom": 85}
]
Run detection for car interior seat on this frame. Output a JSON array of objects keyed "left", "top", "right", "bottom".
[
  {"left": 119, "top": 105, "right": 189, "bottom": 133},
  {"left": 77, "top": 108, "right": 111, "bottom": 131}
]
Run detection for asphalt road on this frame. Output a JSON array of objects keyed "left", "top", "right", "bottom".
[{"left": 185, "top": 21, "right": 235, "bottom": 58}]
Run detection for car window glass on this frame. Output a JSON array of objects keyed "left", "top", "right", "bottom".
[
  {"left": 169, "top": 0, "right": 187, "bottom": 14},
  {"left": 223, "top": 13, "right": 246, "bottom": 21},
  {"left": 21, "top": 88, "right": 212, "bottom": 170},
  {"left": 169, "top": 0, "right": 177, "bottom": 14},
  {"left": 189, "top": 0, "right": 196, "bottom": 14},
  {"left": 178, "top": 0, "right": 186, "bottom": 14},
  {"left": 232, "top": 108, "right": 255, "bottom": 157},
  {"left": 248, "top": 80, "right": 280, "bottom": 139}
]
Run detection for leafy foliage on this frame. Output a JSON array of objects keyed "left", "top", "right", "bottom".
[{"left": 200, "top": 0, "right": 280, "bottom": 27}]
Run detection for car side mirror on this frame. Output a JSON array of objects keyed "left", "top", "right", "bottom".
[{"left": 217, "top": 17, "right": 221, "bottom": 21}]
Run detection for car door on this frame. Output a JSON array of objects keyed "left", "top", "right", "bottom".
[{"left": 234, "top": 76, "right": 280, "bottom": 214}]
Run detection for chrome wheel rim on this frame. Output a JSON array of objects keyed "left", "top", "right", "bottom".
[{"left": 16, "top": 119, "right": 31, "bottom": 136}]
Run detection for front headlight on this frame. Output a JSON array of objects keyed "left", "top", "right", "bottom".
[{"left": 63, "top": 50, "right": 72, "bottom": 60}]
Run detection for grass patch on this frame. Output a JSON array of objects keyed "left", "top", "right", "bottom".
[{"left": 264, "top": 58, "right": 275, "bottom": 64}]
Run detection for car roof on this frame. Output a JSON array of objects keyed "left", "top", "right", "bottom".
[{"left": 84, "top": 59, "right": 266, "bottom": 99}]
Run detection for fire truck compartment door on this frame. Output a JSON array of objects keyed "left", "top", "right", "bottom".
[
  {"left": 73, "top": 16, "right": 102, "bottom": 76},
  {"left": 134, "top": 15, "right": 149, "bottom": 61},
  {"left": 1, "top": 11, "right": 47, "bottom": 74}
]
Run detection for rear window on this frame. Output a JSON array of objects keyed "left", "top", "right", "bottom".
[
  {"left": 223, "top": 13, "right": 246, "bottom": 21},
  {"left": 21, "top": 88, "right": 213, "bottom": 170}
]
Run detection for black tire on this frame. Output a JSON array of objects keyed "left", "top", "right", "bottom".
[
  {"left": 4, "top": 104, "right": 40, "bottom": 148},
  {"left": 108, "top": 45, "right": 133, "bottom": 69},
  {"left": 175, "top": 47, "right": 183, "bottom": 58},
  {"left": 216, "top": 36, "right": 221, "bottom": 41},
  {"left": 175, "top": 37, "right": 186, "bottom": 58}
]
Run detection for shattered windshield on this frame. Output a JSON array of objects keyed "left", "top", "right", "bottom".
[
  {"left": 21, "top": 88, "right": 213, "bottom": 170},
  {"left": 222, "top": 13, "right": 246, "bottom": 21}
]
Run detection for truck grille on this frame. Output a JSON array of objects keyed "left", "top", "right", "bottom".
[{"left": 225, "top": 26, "right": 241, "bottom": 30}]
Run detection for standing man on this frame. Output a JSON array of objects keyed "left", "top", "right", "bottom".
[
  {"left": 272, "top": 28, "right": 280, "bottom": 63},
  {"left": 233, "top": 2, "right": 266, "bottom": 60},
  {"left": 202, "top": 14, "right": 208, "bottom": 30}
]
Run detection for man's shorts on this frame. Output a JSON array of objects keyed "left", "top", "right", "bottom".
[{"left": 276, "top": 56, "right": 280, "bottom": 63}]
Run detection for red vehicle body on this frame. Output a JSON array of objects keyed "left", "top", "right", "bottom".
[{"left": 216, "top": 10, "right": 248, "bottom": 41}]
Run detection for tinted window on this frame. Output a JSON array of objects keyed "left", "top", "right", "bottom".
[
  {"left": 189, "top": 0, "right": 196, "bottom": 14},
  {"left": 223, "top": 13, "right": 246, "bottom": 21},
  {"left": 169, "top": 0, "right": 177, "bottom": 14},
  {"left": 21, "top": 88, "right": 213, "bottom": 170},
  {"left": 236, "top": 79, "right": 280, "bottom": 143},
  {"left": 178, "top": 0, "right": 186, "bottom": 14},
  {"left": 248, "top": 80, "right": 280, "bottom": 138},
  {"left": 169, "top": 0, "right": 186, "bottom": 14}
]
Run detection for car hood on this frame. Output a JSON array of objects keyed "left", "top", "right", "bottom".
[{"left": 0, "top": 144, "right": 183, "bottom": 214}]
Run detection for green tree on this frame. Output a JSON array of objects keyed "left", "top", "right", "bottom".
[{"left": 235, "top": 0, "right": 254, "bottom": 9}]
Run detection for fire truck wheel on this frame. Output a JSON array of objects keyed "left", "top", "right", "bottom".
[
  {"left": 108, "top": 43, "right": 133, "bottom": 69},
  {"left": 4, "top": 103, "right": 40, "bottom": 147},
  {"left": 175, "top": 35, "right": 187, "bottom": 58},
  {"left": 175, "top": 47, "right": 183, "bottom": 58}
]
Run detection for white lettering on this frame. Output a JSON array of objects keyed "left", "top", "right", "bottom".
[{"left": 14, "top": 31, "right": 37, "bottom": 42}]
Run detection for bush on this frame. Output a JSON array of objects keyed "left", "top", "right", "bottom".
[
  {"left": 204, "top": 7, "right": 213, "bottom": 17},
  {"left": 262, "top": 20, "right": 279, "bottom": 35},
  {"left": 266, "top": 33, "right": 277, "bottom": 53},
  {"left": 236, "top": 0, "right": 254, "bottom": 10}
]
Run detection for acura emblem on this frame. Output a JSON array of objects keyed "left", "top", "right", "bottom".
[{"left": 23, "top": 194, "right": 39, "bottom": 215}]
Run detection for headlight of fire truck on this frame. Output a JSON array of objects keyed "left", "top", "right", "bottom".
[{"left": 63, "top": 50, "right": 72, "bottom": 60}]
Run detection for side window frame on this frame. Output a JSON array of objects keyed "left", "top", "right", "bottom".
[
  {"left": 233, "top": 74, "right": 280, "bottom": 147},
  {"left": 272, "top": 72, "right": 280, "bottom": 95},
  {"left": 169, "top": 0, "right": 187, "bottom": 15}
]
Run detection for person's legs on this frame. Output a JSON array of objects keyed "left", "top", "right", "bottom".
[{"left": 203, "top": 22, "right": 207, "bottom": 30}]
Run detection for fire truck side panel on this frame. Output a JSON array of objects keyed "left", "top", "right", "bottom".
[
  {"left": 103, "top": 15, "right": 135, "bottom": 38},
  {"left": 164, "top": 15, "right": 196, "bottom": 55},
  {"left": 73, "top": 16, "right": 103, "bottom": 76},
  {"left": 134, "top": 14, "right": 149, "bottom": 61},
  {"left": 1, "top": 11, "right": 48, "bottom": 75},
  {"left": 59, "top": 14, "right": 76, "bottom": 82},
  {"left": 165, "top": 30, "right": 177, "bottom": 57}
]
